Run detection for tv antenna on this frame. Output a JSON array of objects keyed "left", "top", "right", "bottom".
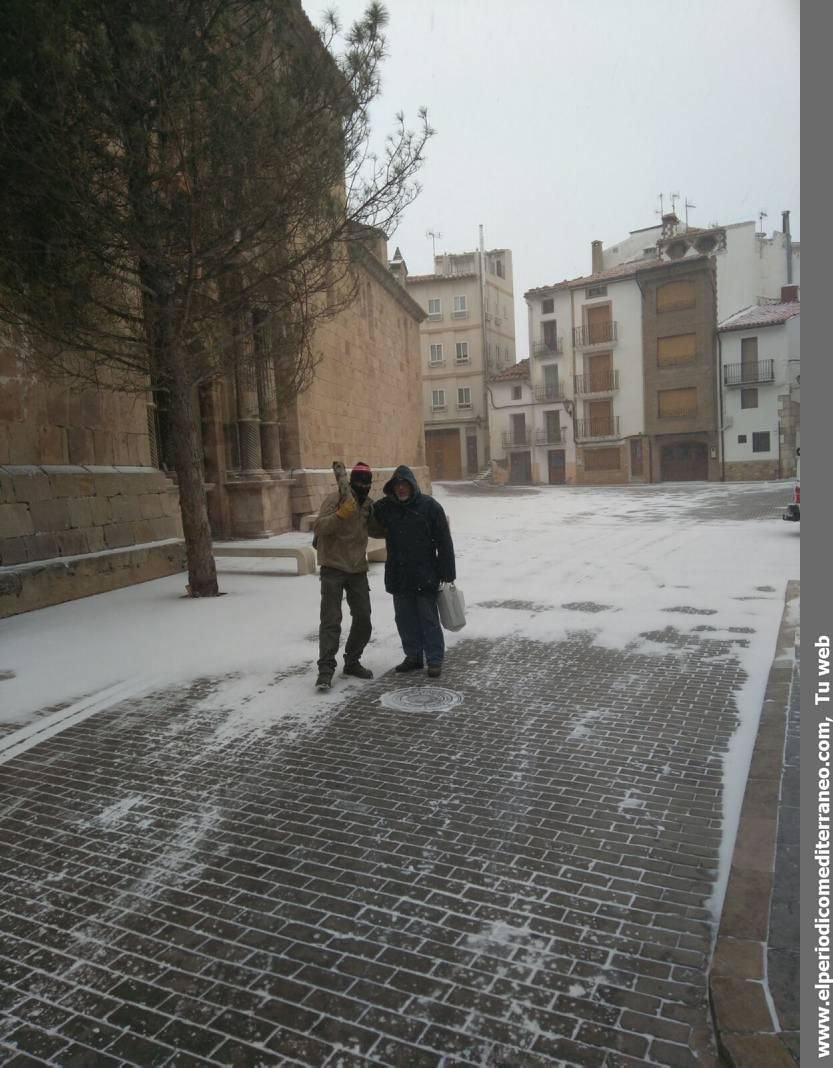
[
  {"left": 426, "top": 229, "right": 443, "bottom": 257},
  {"left": 758, "top": 210, "right": 768, "bottom": 234},
  {"left": 684, "top": 198, "right": 696, "bottom": 228},
  {"left": 670, "top": 192, "right": 680, "bottom": 217},
  {"left": 656, "top": 193, "right": 664, "bottom": 219}
]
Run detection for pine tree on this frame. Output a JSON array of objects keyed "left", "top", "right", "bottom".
[{"left": 0, "top": 0, "right": 431, "bottom": 595}]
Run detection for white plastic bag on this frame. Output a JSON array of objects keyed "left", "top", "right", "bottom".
[{"left": 437, "top": 583, "right": 466, "bottom": 631}]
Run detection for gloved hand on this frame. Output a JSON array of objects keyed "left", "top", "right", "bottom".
[{"left": 336, "top": 496, "right": 357, "bottom": 519}]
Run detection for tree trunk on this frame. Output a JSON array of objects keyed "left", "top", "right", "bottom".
[{"left": 167, "top": 347, "right": 219, "bottom": 598}]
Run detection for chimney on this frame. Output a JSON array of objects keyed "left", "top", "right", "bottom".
[
  {"left": 782, "top": 210, "right": 793, "bottom": 284},
  {"left": 591, "top": 240, "right": 603, "bottom": 275},
  {"left": 661, "top": 212, "right": 680, "bottom": 238},
  {"left": 780, "top": 285, "right": 799, "bottom": 303}
]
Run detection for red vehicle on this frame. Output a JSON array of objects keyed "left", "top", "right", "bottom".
[{"left": 783, "top": 449, "right": 800, "bottom": 522}]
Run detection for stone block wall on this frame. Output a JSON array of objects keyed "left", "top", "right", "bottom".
[
  {"left": 724, "top": 460, "right": 780, "bottom": 482},
  {"left": 0, "top": 466, "right": 181, "bottom": 566},
  {"left": 0, "top": 539, "right": 187, "bottom": 618},
  {"left": 283, "top": 249, "right": 428, "bottom": 524},
  {"left": 0, "top": 465, "right": 185, "bottom": 617},
  {"left": 0, "top": 342, "right": 151, "bottom": 468}
]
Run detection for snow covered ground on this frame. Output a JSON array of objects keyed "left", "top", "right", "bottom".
[{"left": 0, "top": 479, "right": 799, "bottom": 920}]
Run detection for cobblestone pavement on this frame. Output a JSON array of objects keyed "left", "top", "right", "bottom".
[
  {"left": 1, "top": 625, "right": 749, "bottom": 1068},
  {"left": 0, "top": 482, "right": 796, "bottom": 1067}
]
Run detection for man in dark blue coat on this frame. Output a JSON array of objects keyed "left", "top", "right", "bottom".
[{"left": 369, "top": 465, "right": 455, "bottom": 678}]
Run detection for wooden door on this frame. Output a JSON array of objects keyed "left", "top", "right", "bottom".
[
  {"left": 588, "top": 399, "right": 612, "bottom": 436},
  {"left": 586, "top": 352, "right": 612, "bottom": 392},
  {"left": 548, "top": 450, "right": 566, "bottom": 484},
  {"left": 660, "top": 442, "right": 708, "bottom": 481},
  {"left": 630, "top": 438, "right": 644, "bottom": 477},
  {"left": 741, "top": 337, "right": 758, "bottom": 383},
  {"left": 510, "top": 412, "right": 526, "bottom": 445},
  {"left": 586, "top": 304, "right": 611, "bottom": 345},
  {"left": 510, "top": 451, "right": 532, "bottom": 483},
  {"left": 543, "top": 363, "right": 560, "bottom": 399},
  {"left": 425, "top": 429, "right": 462, "bottom": 480},
  {"left": 466, "top": 435, "right": 479, "bottom": 474}
]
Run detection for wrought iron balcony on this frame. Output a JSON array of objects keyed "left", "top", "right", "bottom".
[
  {"left": 575, "top": 417, "right": 620, "bottom": 440},
  {"left": 533, "top": 338, "right": 563, "bottom": 357},
  {"left": 723, "top": 359, "right": 775, "bottom": 386},
  {"left": 501, "top": 429, "right": 532, "bottom": 448},
  {"left": 573, "top": 321, "right": 618, "bottom": 348},
  {"left": 533, "top": 384, "right": 566, "bottom": 403},
  {"left": 574, "top": 370, "right": 619, "bottom": 394},
  {"left": 536, "top": 427, "right": 567, "bottom": 445}
]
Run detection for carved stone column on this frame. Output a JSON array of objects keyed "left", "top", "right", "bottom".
[
  {"left": 234, "top": 314, "right": 265, "bottom": 475},
  {"left": 254, "top": 312, "right": 283, "bottom": 474}
]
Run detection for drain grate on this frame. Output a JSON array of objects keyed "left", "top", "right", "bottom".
[{"left": 380, "top": 686, "right": 464, "bottom": 714}]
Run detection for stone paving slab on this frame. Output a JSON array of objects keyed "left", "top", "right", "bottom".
[
  {"left": 709, "top": 581, "right": 799, "bottom": 1066},
  {"left": 0, "top": 614, "right": 761, "bottom": 1067}
]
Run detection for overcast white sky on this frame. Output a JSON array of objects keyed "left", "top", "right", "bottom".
[{"left": 301, "top": 0, "right": 800, "bottom": 353}]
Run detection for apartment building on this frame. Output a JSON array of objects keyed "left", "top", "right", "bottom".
[
  {"left": 507, "top": 207, "right": 799, "bottom": 486},
  {"left": 602, "top": 209, "right": 800, "bottom": 478},
  {"left": 392, "top": 245, "right": 516, "bottom": 480},
  {"left": 517, "top": 236, "right": 719, "bottom": 485},
  {"left": 718, "top": 288, "right": 800, "bottom": 480}
]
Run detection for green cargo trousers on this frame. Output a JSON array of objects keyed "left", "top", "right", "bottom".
[{"left": 318, "top": 566, "right": 372, "bottom": 675}]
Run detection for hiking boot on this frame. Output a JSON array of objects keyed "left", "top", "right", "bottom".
[
  {"left": 426, "top": 663, "right": 442, "bottom": 679},
  {"left": 343, "top": 662, "right": 373, "bottom": 679},
  {"left": 395, "top": 656, "right": 424, "bottom": 673},
  {"left": 315, "top": 672, "right": 333, "bottom": 691}
]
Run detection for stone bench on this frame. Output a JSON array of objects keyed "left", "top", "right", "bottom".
[{"left": 213, "top": 545, "right": 317, "bottom": 576}]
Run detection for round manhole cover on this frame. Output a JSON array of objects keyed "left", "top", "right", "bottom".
[{"left": 380, "top": 686, "right": 463, "bottom": 713}]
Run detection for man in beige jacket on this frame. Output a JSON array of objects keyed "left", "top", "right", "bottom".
[{"left": 313, "top": 462, "right": 375, "bottom": 691}]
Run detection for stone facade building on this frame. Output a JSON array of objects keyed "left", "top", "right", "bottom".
[
  {"left": 1, "top": 234, "right": 428, "bottom": 618},
  {"left": 0, "top": 350, "right": 185, "bottom": 617},
  {"left": 520, "top": 247, "right": 718, "bottom": 486}
]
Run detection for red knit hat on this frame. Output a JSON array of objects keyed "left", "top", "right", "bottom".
[{"left": 350, "top": 462, "right": 372, "bottom": 485}]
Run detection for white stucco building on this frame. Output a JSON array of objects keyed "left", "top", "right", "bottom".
[
  {"left": 718, "top": 293, "right": 800, "bottom": 480},
  {"left": 392, "top": 245, "right": 516, "bottom": 480},
  {"left": 602, "top": 211, "right": 800, "bottom": 322}
]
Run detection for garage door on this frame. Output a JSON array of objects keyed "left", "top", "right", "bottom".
[
  {"left": 661, "top": 442, "right": 708, "bottom": 481},
  {"left": 425, "top": 429, "right": 462, "bottom": 481}
]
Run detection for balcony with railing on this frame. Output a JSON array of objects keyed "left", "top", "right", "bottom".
[
  {"left": 501, "top": 429, "right": 532, "bottom": 449},
  {"left": 575, "top": 417, "right": 620, "bottom": 441},
  {"left": 723, "top": 359, "right": 775, "bottom": 386},
  {"left": 536, "top": 427, "right": 567, "bottom": 445},
  {"left": 451, "top": 307, "right": 470, "bottom": 320},
  {"left": 573, "top": 321, "right": 618, "bottom": 348},
  {"left": 533, "top": 384, "right": 566, "bottom": 403},
  {"left": 533, "top": 338, "right": 563, "bottom": 357},
  {"left": 574, "top": 370, "right": 620, "bottom": 395}
]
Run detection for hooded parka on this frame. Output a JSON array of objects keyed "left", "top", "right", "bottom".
[{"left": 369, "top": 465, "right": 455, "bottom": 595}]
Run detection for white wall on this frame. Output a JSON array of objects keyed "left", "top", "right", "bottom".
[
  {"left": 721, "top": 319, "right": 798, "bottom": 463},
  {"left": 487, "top": 378, "right": 534, "bottom": 462},
  {"left": 602, "top": 226, "right": 662, "bottom": 269},
  {"left": 572, "top": 277, "right": 645, "bottom": 438}
]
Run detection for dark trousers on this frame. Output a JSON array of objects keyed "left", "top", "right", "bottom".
[
  {"left": 318, "top": 567, "right": 372, "bottom": 674},
  {"left": 393, "top": 592, "right": 445, "bottom": 665}
]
